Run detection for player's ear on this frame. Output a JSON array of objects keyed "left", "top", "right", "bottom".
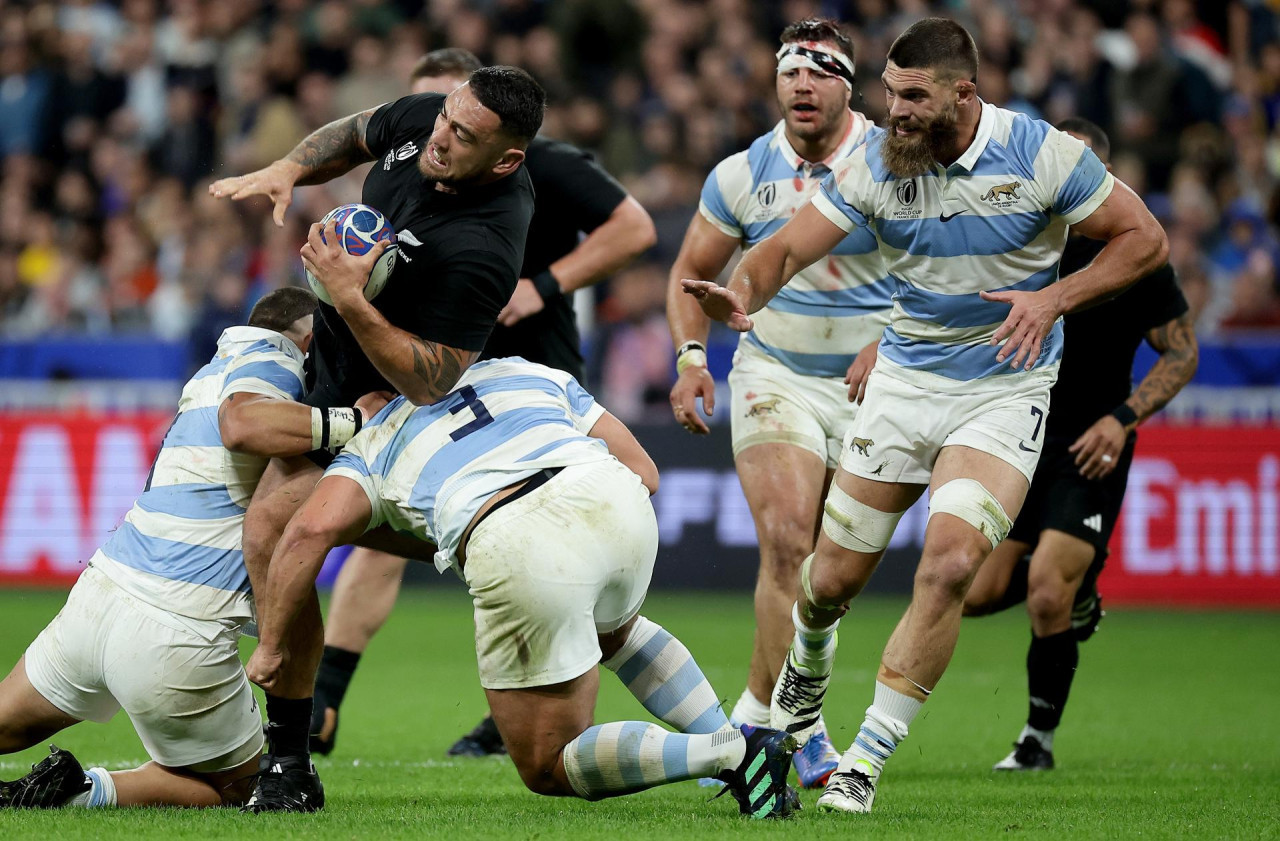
[
  {"left": 297, "top": 331, "right": 314, "bottom": 355},
  {"left": 491, "top": 147, "right": 526, "bottom": 178}
]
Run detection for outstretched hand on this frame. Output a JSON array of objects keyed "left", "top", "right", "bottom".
[
  {"left": 681, "top": 279, "right": 753, "bottom": 332},
  {"left": 209, "top": 160, "right": 304, "bottom": 227}
]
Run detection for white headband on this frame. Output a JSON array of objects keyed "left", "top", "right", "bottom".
[{"left": 776, "top": 42, "right": 855, "bottom": 91}]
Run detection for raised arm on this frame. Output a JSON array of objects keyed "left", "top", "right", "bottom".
[
  {"left": 209, "top": 107, "right": 378, "bottom": 226},
  {"left": 681, "top": 202, "right": 848, "bottom": 331}
]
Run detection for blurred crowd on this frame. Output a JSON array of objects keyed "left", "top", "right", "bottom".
[{"left": 1, "top": 0, "right": 1279, "bottom": 418}]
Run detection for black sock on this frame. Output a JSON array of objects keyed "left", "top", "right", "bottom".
[
  {"left": 1026, "top": 629, "right": 1079, "bottom": 732},
  {"left": 315, "top": 646, "right": 362, "bottom": 712},
  {"left": 265, "top": 694, "right": 313, "bottom": 759}
]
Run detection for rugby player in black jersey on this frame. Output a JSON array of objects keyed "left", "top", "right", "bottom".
[
  {"left": 309, "top": 48, "right": 657, "bottom": 761},
  {"left": 963, "top": 118, "right": 1199, "bottom": 771},
  {"left": 209, "top": 65, "right": 546, "bottom": 812}
]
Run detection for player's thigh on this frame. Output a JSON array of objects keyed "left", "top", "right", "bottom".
[
  {"left": 464, "top": 461, "right": 655, "bottom": 690},
  {"left": 243, "top": 455, "right": 323, "bottom": 584},
  {"left": 729, "top": 348, "right": 838, "bottom": 471},
  {"left": 735, "top": 442, "right": 829, "bottom": 560},
  {"left": 20, "top": 567, "right": 123, "bottom": 730},
  {"left": 486, "top": 668, "right": 598, "bottom": 786},
  {"left": 0, "top": 657, "right": 82, "bottom": 750},
  {"left": 108, "top": 609, "right": 264, "bottom": 772},
  {"left": 838, "top": 367, "right": 943, "bottom": 484}
]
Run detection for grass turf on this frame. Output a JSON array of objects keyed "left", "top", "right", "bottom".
[{"left": 0, "top": 587, "right": 1277, "bottom": 839}]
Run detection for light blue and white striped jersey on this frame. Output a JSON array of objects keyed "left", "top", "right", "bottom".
[
  {"left": 813, "top": 102, "right": 1114, "bottom": 387},
  {"left": 92, "top": 326, "right": 307, "bottom": 626},
  {"left": 699, "top": 114, "right": 894, "bottom": 377},
  {"left": 328, "top": 358, "right": 614, "bottom": 573}
]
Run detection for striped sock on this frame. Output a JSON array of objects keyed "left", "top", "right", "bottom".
[
  {"left": 791, "top": 603, "right": 839, "bottom": 677},
  {"left": 603, "top": 616, "right": 728, "bottom": 734},
  {"left": 67, "top": 767, "right": 117, "bottom": 808},
  {"left": 842, "top": 688, "right": 916, "bottom": 778},
  {"left": 562, "top": 722, "right": 745, "bottom": 799}
]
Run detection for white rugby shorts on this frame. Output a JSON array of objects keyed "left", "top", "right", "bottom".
[
  {"left": 840, "top": 359, "right": 1053, "bottom": 485},
  {"left": 729, "top": 342, "right": 858, "bottom": 469},
  {"left": 462, "top": 459, "right": 658, "bottom": 690},
  {"left": 24, "top": 564, "right": 263, "bottom": 772}
]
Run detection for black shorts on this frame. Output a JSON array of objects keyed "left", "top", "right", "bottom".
[{"left": 1007, "top": 432, "right": 1135, "bottom": 556}]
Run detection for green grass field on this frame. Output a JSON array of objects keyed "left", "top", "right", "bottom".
[{"left": 1, "top": 588, "right": 1277, "bottom": 839}]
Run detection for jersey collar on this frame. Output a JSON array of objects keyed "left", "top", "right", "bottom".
[
  {"left": 217, "top": 325, "right": 304, "bottom": 360},
  {"left": 949, "top": 100, "right": 995, "bottom": 173},
  {"left": 773, "top": 110, "right": 868, "bottom": 173}
]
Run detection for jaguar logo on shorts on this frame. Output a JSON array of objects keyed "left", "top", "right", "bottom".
[
  {"left": 981, "top": 181, "right": 1023, "bottom": 206},
  {"left": 851, "top": 437, "right": 874, "bottom": 457},
  {"left": 757, "top": 183, "right": 777, "bottom": 208},
  {"left": 746, "top": 397, "right": 781, "bottom": 417}
]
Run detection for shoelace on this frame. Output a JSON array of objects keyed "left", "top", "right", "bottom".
[
  {"left": 826, "top": 770, "right": 875, "bottom": 804},
  {"left": 775, "top": 665, "right": 826, "bottom": 713}
]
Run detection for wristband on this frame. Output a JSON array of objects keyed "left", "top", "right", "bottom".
[
  {"left": 676, "top": 349, "right": 708, "bottom": 375},
  {"left": 1110, "top": 404, "right": 1138, "bottom": 428},
  {"left": 311, "top": 407, "right": 364, "bottom": 453},
  {"left": 531, "top": 269, "right": 562, "bottom": 303}
]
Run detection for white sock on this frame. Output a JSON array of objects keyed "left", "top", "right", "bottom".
[
  {"left": 562, "top": 722, "right": 746, "bottom": 799},
  {"left": 67, "top": 767, "right": 117, "bottom": 808},
  {"left": 1020, "top": 723, "right": 1055, "bottom": 751},
  {"left": 841, "top": 682, "right": 922, "bottom": 778},
  {"left": 729, "top": 687, "right": 770, "bottom": 727},
  {"left": 791, "top": 603, "right": 839, "bottom": 678}
]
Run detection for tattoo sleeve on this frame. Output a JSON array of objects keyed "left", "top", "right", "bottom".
[
  {"left": 286, "top": 108, "right": 377, "bottom": 185},
  {"left": 1125, "top": 312, "right": 1199, "bottom": 426},
  {"left": 409, "top": 339, "right": 476, "bottom": 402}
]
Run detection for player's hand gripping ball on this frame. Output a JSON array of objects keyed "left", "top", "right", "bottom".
[{"left": 304, "top": 204, "right": 398, "bottom": 306}]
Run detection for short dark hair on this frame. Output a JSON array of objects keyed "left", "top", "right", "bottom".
[
  {"left": 411, "top": 48, "right": 483, "bottom": 83},
  {"left": 887, "top": 18, "right": 979, "bottom": 83},
  {"left": 780, "top": 18, "right": 854, "bottom": 63},
  {"left": 1057, "top": 117, "right": 1111, "bottom": 162},
  {"left": 248, "top": 287, "right": 317, "bottom": 333},
  {"left": 468, "top": 65, "right": 546, "bottom": 146}
]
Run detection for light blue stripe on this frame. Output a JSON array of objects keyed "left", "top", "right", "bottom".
[
  {"left": 819, "top": 171, "right": 869, "bottom": 228},
  {"left": 880, "top": 321, "right": 1064, "bottom": 381},
  {"left": 572, "top": 726, "right": 608, "bottom": 794},
  {"left": 685, "top": 701, "right": 729, "bottom": 735},
  {"left": 615, "top": 630, "right": 671, "bottom": 686},
  {"left": 164, "top": 407, "right": 224, "bottom": 449},
  {"left": 1053, "top": 147, "right": 1107, "bottom": 217},
  {"left": 136, "top": 484, "right": 246, "bottom": 520},
  {"left": 516, "top": 437, "right": 603, "bottom": 463},
  {"left": 224, "top": 360, "right": 305, "bottom": 399},
  {"left": 769, "top": 278, "right": 896, "bottom": 317},
  {"left": 895, "top": 265, "right": 1059, "bottom": 328},
  {"left": 616, "top": 722, "right": 653, "bottom": 791},
  {"left": 700, "top": 169, "right": 738, "bottom": 231},
  {"left": 854, "top": 734, "right": 892, "bottom": 761},
  {"left": 405, "top": 408, "right": 576, "bottom": 515},
  {"left": 100, "top": 521, "right": 248, "bottom": 592},
  {"left": 743, "top": 333, "right": 853, "bottom": 377},
  {"left": 962, "top": 114, "right": 1048, "bottom": 178},
  {"left": 565, "top": 377, "right": 595, "bottom": 417},
  {"left": 641, "top": 659, "right": 704, "bottom": 721},
  {"left": 876, "top": 210, "right": 1051, "bottom": 259},
  {"left": 661, "top": 732, "right": 691, "bottom": 780},
  {"left": 191, "top": 355, "right": 235, "bottom": 381}
]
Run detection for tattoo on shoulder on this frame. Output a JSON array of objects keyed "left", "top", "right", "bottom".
[{"left": 409, "top": 339, "right": 475, "bottom": 400}]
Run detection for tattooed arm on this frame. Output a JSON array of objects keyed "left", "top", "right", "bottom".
[
  {"left": 1069, "top": 311, "right": 1198, "bottom": 479},
  {"left": 1125, "top": 312, "right": 1200, "bottom": 426},
  {"left": 333, "top": 294, "right": 477, "bottom": 405},
  {"left": 209, "top": 108, "right": 378, "bottom": 225}
]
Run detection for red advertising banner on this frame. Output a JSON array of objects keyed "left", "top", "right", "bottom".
[
  {"left": 1104, "top": 425, "right": 1280, "bottom": 606},
  {"left": 0, "top": 411, "right": 170, "bottom": 586}
]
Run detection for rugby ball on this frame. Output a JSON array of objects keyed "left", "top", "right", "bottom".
[{"left": 305, "top": 203, "right": 398, "bottom": 306}]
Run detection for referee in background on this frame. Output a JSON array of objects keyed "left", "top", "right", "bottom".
[
  {"left": 311, "top": 48, "right": 657, "bottom": 758},
  {"left": 963, "top": 118, "right": 1199, "bottom": 771}
]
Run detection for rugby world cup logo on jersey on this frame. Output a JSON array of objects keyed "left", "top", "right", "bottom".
[
  {"left": 981, "top": 181, "right": 1023, "bottom": 208},
  {"left": 756, "top": 183, "right": 776, "bottom": 209},
  {"left": 384, "top": 141, "right": 419, "bottom": 170},
  {"left": 891, "top": 179, "right": 922, "bottom": 219}
]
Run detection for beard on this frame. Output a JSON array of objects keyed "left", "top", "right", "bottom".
[{"left": 881, "top": 99, "right": 960, "bottom": 178}]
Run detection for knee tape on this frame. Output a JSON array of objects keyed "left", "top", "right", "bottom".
[
  {"left": 928, "top": 478, "right": 1013, "bottom": 548},
  {"left": 821, "top": 483, "right": 904, "bottom": 554}
]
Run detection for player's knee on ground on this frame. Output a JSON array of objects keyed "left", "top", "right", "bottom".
[{"left": 509, "top": 743, "right": 572, "bottom": 797}]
